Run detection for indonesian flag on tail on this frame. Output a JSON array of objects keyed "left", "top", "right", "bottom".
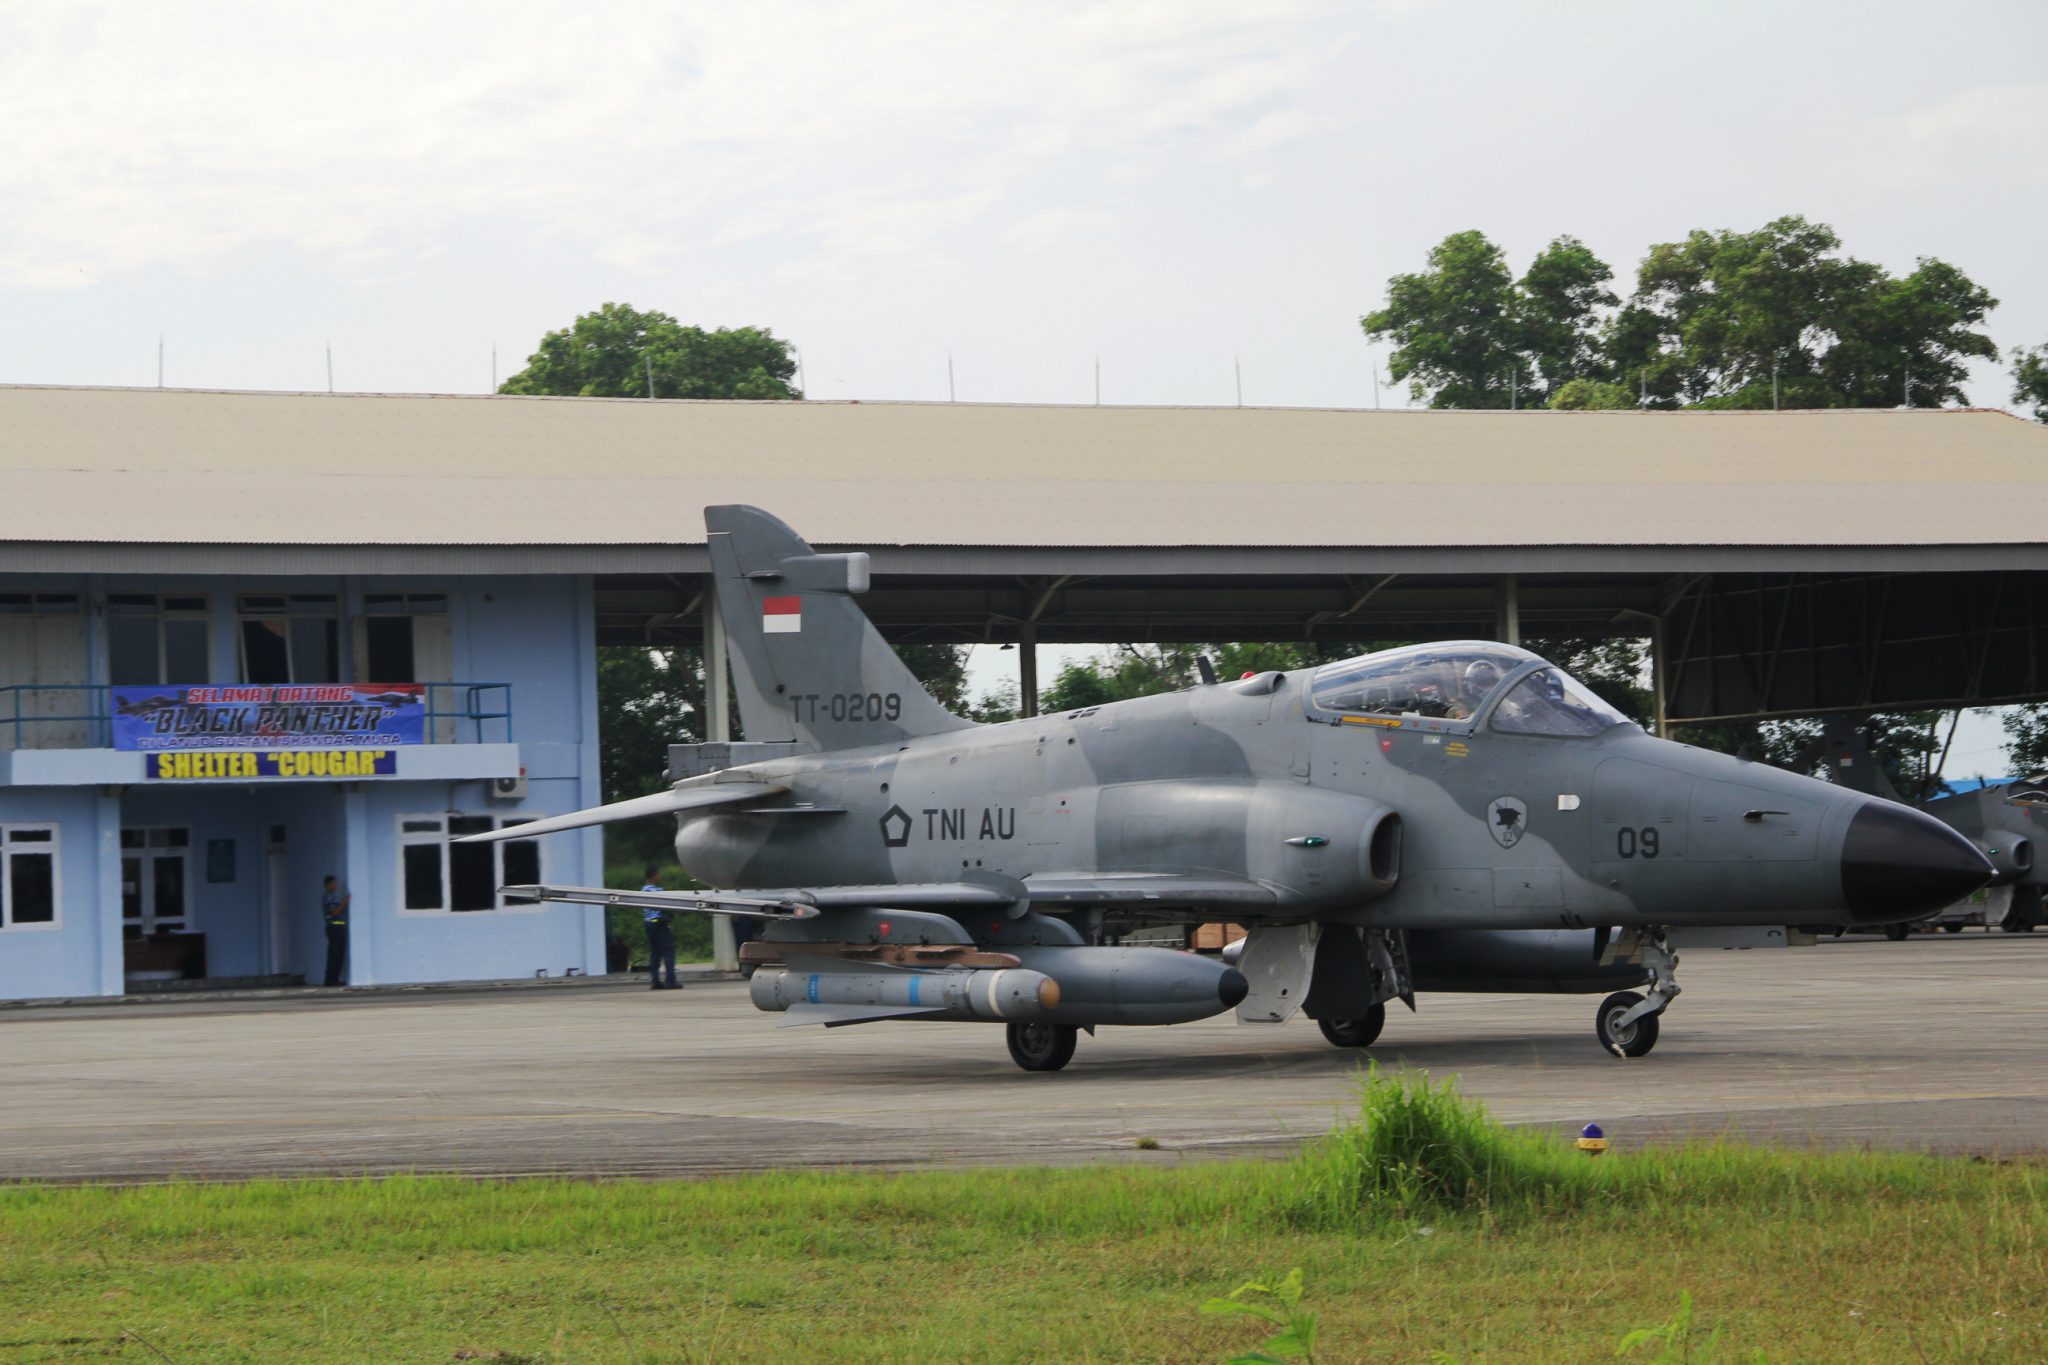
[{"left": 763, "top": 595, "right": 802, "bottom": 634}]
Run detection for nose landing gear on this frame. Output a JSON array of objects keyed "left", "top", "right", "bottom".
[{"left": 1596, "top": 928, "right": 1680, "bottom": 1058}]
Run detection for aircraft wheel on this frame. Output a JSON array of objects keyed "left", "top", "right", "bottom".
[
  {"left": 1316, "top": 1005, "right": 1385, "bottom": 1049},
  {"left": 1006, "top": 1021, "right": 1078, "bottom": 1073},
  {"left": 1943, "top": 922, "right": 1965, "bottom": 934},
  {"left": 1596, "top": 991, "right": 1659, "bottom": 1059},
  {"left": 1883, "top": 923, "right": 1912, "bottom": 941}
]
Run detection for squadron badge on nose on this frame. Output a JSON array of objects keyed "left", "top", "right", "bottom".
[{"left": 1487, "top": 796, "right": 1529, "bottom": 849}]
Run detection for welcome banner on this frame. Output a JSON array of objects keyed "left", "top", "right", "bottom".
[{"left": 113, "top": 684, "right": 426, "bottom": 751}]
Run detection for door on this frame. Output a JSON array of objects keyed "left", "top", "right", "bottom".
[
  {"left": 265, "top": 826, "right": 290, "bottom": 974},
  {"left": 121, "top": 828, "right": 192, "bottom": 937}
]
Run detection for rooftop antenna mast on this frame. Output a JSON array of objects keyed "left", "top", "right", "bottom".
[
  {"left": 1234, "top": 355, "right": 1243, "bottom": 408},
  {"left": 1094, "top": 354, "right": 1100, "bottom": 406},
  {"left": 491, "top": 343, "right": 497, "bottom": 392},
  {"left": 947, "top": 352, "right": 955, "bottom": 402},
  {"left": 326, "top": 340, "right": 334, "bottom": 394},
  {"left": 646, "top": 353, "right": 655, "bottom": 399},
  {"left": 156, "top": 335, "right": 163, "bottom": 388}
]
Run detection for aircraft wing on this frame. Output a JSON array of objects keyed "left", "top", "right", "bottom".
[
  {"left": 500, "top": 877, "right": 1030, "bottom": 917},
  {"left": 1022, "top": 874, "right": 1278, "bottom": 911},
  {"left": 499, "top": 885, "right": 823, "bottom": 919},
  {"left": 455, "top": 780, "right": 789, "bottom": 842},
  {"left": 502, "top": 872, "right": 1276, "bottom": 918}
]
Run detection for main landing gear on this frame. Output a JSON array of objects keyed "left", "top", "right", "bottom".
[
  {"left": 1597, "top": 928, "right": 1680, "bottom": 1058},
  {"left": 1316, "top": 1004, "right": 1386, "bottom": 1049},
  {"left": 1006, "top": 1020, "right": 1079, "bottom": 1072}
]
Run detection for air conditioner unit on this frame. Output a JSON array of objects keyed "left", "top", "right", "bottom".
[{"left": 488, "top": 768, "right": 529, "bottom": 803}]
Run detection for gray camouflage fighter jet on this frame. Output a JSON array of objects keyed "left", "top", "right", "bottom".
[
  {"left": 1818, "top": 718, "right": 2046, "bottom": 934},
  {"left": 461, "top": 506, "right": 1993, "bottom": 1071}
]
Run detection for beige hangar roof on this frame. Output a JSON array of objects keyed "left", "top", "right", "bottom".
[{"left": 2, "top": 385, "right": 2046, "bottom": 572}]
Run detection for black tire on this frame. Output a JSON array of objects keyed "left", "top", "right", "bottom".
[
  {"left": 1943, "top": 921, "right": 1965, "bottom": 934},
  {"left": 1006, "top": 1021, "right": 1078, "bottom": 1073},
  {"left": 1596, "top": 990, "right": 1660, "bottom": 1058},
  {"left": 1884, "top": 923, "right": 1912, "bottom": 941},
  {"left": 1316, "top": 1004, "right": 1386, "bottom": 1049}
]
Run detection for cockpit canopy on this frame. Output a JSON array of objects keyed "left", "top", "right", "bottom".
[{"left": 1308, "top": 641, "right": 1629, "bottom": 738}]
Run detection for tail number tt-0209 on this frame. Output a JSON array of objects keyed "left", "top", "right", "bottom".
[{"left": 791, "top": 693, "right": 903, "bottom": 723}]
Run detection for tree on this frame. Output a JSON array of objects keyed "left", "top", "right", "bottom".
[
  {"left": 1363, "top": 232, "right": 1622, "bottom": 409},
  {"left": 596, "top": 646, "right": 705, "bottom": 868},
  {"left": 1545, "top": 378, "right": 1635, "bottom": 411},
  {"left": 893, "top": 643, "right": 971, "bottom": 715},
  {"left": 500, "top": 302, "right": 800, "bottom": 400},
  {"left": 2001, "top": 707, "right": 2048, "bottom": 776},
  {"left": 1515, "top": 236, "right": 1618, "bottom": 397},
  {"left": 1823, "top": 257, "right": 1998, "bottom": 408},
  {"left": 2013, "top": 344, "right": 2048, "bottom": 423},
  {"left": 1362, "top": 230, "right": 1524, "bottom": 409},
  {"left": 1608, "top": 217, "right": 1996, "bottom": 409}
]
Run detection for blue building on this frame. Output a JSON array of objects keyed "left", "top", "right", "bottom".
[{"left": 1, "top": 391, "right": 611, "bottom": 999}]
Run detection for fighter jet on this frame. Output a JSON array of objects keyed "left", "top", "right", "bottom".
[
  {"left": 1926, "top": 779, "right": 2048, "bottom": 931},
  {"left": 1818, "top": 718, "right": 2045, "bottom": 934},
  {"left": 461, "top": 506, "right": 1992, "bottom": 1071}
]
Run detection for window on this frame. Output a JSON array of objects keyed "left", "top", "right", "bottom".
[
  {"left": 107, "top": 595, "right": 210, "bottom": 685},
  {"left": 360, "top": 593, "right": 449, "bottom": 683},
  {"left": 238, "top": 594, "right": 339, "bottom": 684},
  {"left": 0, "top": 595, "right": 88, "bottom": 749},
  {"left": 0, "top": 593, "right": 81, "bottom": 616},
  {"left": 1309, "top": 643, "right": 1534, "bottom": 722},
  {"left": 397, "top": 814, "right": 541, "bottom": 912},
  {"left": 1490, "top": 668, "right": 1629, "bottom": 739},
  {"left": 1, "top": 825, "right": 60, "bottom": 929}
]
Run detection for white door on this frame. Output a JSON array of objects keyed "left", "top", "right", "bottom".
[
  {"left": 265, "top": 838, "right": 291, "bottom": 974},
  {"left": 120, "top": 828, "right": 192, "bottom": 935}
]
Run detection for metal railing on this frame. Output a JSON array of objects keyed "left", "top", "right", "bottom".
[{"left": 1, "top": 683, "right": 514, "bottom": 751}]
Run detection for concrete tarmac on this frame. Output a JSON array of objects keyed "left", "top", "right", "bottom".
[{"left": 2, "top": 936, "right": 2044, "bottom": 1182}]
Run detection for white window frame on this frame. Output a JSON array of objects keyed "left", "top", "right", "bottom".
[
  {"left": 396, "top": 813, "right": 544, "bottom": 915},
  {"left": 1, "top": 823, "right": 62, "bottom": 931}
]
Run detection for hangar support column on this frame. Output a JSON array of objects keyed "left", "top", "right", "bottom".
[
  {"left": 1495, "top": 576, "right": 1521, "bottom": 647},
  {"left": 1018, "top": 623, "right": 1039, "bottom": 718}
]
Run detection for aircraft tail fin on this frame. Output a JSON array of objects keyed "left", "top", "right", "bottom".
[
  {"left": 705, "top": 505, "right": 974, "bottom": 751},
  {"left": 1819, "top": 715, "right": 1902, "bottom": 800}
]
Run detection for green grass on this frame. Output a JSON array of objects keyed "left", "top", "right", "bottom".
[{"left": 1, "top": 1071, "right": 2043, "bottom": 1362}]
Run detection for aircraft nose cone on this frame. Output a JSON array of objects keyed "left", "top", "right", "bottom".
[
  {"left": 1218, "top": 967, "right": 1249, "bottom": 1010},
  {"left": 1841, "top": 801, "right": 1994, "bottom": 924}
]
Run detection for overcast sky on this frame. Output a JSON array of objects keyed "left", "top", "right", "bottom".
[{"left": 4, "top": 0, "right": 2042, "bottom": 770}]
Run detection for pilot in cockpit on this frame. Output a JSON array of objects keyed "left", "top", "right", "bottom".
[{"left": 1444, "top": 657, "right": 1505, "bottom": 720}]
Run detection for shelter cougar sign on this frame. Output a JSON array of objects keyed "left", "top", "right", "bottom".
[{"left": 463, "top": 506, "right": 1993, "bottom": 1072}]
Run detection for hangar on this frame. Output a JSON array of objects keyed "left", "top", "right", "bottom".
[{"left": 3, "top": 385, "right": 2046, "bottom": 999}]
